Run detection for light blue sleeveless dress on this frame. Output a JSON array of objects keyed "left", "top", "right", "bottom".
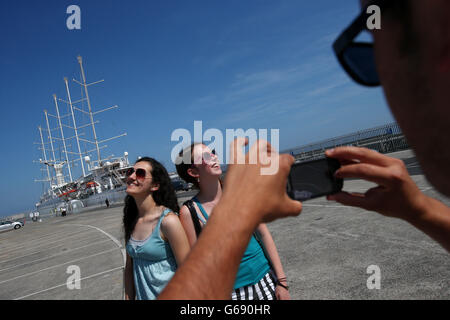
[{"left": 126, "top": 208, "right": 177, "bottom": 300}]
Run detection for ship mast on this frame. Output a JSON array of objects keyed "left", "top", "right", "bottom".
[
  {"left": 72, "top": 55, "right": 126, "bottom": 169},
  {"left": 37, "top": 126, "right": 52, "bottom": 186},
  {"left": 44, "top": 109, "right": 57, "bottom": 165},
  {"left": 42, "top": 108, "right": 69, "bottom": 188},
  {"left": 77, "top": 55, "right": 102, "bottom": 165},
  {"left": 64, "top": 77, "right": 86, "bottom": 177},
  {"left": 53, "top": 94, "right": 73, "bottom": 182}
]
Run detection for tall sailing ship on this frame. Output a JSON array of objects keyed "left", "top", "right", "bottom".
[{"left": 35, "top": 56, "right": 132, "bottom": 216}]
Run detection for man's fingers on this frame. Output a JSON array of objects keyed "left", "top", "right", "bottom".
[
  {"left": 279, "top": 155, "right": 300, "bottom": 213},
  {"left": 328, "top": 186, "right": 388, "bottom": 213},
  {"left": 326, "top": 146, "right": 393, "bottom": 167},
  {"left": 337, "top": 159, "right": 360, "bottom": 166},
  {"left": 255, "top": 139, "right": 272, "bottom": 154},
  {"left": 283, "top": 194, "right": 303, "bottom": 216},
  {"left": 279, "top": 153, "right": 294, "bottom": 174},
  {"left": 262, "top": 196, "right": 302, "bottom": 223},
  {"left": 229, "top": 137, "right": 249, "bottom": 164},
  {"left": 327, "top": 191, "right": 369, "bottom": 209},
  {"left": 335, "top": 163, "right": 391, "bottom": 186},
  {"left": 255, "top": 140, "right": 273, "bottom": 167},
  {"left": 279, "top": 156, "right": 302, "bottom": 217}
]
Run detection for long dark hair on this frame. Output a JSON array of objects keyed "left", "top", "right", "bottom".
[{"left": 123, "top": 157, "right": 180, "bottom": 243}]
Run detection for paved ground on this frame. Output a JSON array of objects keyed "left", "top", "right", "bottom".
[{"left": 0, "top": 149, "right": 449, "bottom": 300}]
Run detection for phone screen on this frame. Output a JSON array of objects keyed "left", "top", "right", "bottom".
[{"left": 287, "top": 157, "right": 343, "bottom": 201}]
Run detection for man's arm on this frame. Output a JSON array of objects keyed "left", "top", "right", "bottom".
[
  {"left": 158, "top": 138, "right": 302, "bottom": 299},
  {"left": 159, "top": 200, "right": 259, "bottom": 299},
  {"left": 405, "top": 196, "right": 450, "bottom": 252},
  {"left": 326, "top": 146, "right": 450, "bottom": 252}
]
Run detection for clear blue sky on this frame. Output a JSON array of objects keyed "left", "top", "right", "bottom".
[{"left": 0, "top": 0, "right": 394, "bottom": 217}]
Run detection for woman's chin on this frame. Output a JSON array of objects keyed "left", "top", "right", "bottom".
[{"left": 126, "top": 186, "right": 138, "bottom": 196}]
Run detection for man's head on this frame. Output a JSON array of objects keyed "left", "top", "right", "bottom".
[{"left": 338, "top": 0, "right": 450, "bottom": 196}]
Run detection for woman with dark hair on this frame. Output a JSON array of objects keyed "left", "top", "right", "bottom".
[
  {"left": 176, "top": 143, "right": 290, "bottom": 300},
  {"left": 123, "top": 157, "right": 189, "bottom": 300}
]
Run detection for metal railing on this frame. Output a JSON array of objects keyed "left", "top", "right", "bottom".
[{"left": 283, "top": 122, "right": 409, "bottom": 162}]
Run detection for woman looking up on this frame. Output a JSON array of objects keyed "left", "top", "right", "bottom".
[{"left": 176, "top": 143, "right": 290, "bottom": 300}]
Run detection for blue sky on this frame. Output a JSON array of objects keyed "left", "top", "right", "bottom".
[{"left": 0, "top": 0, "right": 395, "bottom": 216}]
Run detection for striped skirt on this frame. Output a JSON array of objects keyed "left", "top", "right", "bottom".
[{"left": 231, "top": 271, "right": 277, "bottom": 300}]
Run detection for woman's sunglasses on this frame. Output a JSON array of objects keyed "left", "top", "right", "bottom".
[
  {"left": 125, "top": 168, "right": 150, "bottom": 180},
  {"left": 202, "top": 149, "right": 216, "bottom": 164},
  {"left": 192, "top": 149, "right": 217, "bottom": 166}
]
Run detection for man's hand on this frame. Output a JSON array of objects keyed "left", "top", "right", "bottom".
[
  {"left": 325, "top": 146, "right": 450, "bottom": 253},
  {"left": 223, "top": 138, "right": 303, "bottom": 224},
  {"left": 325, "top": 146, "right": 427, "bottom": 221}
]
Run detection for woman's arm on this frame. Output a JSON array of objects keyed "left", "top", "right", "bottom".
[
  {"left": 124, "top": 252, "right": 135, "bottom": 300},
  {"left": 256, "top": 223, "right": 290, "bottom": 300},
  {"left": 179, "top": 205, "right": 198, "bottom": 248},
  {"left": 161, "top": 212, "right": 191, "bottom": 266}
]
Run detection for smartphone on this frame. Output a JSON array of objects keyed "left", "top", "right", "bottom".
[{"left": 287, "top": 157, "right": 343, "bottom": 201}]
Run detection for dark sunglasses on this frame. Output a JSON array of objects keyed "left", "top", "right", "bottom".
[
  {"left": 126, "top": 168, "right": 150, "bottom": 180},
  {"left": 333, "top": 0, "right": 392, "bottom": 86}
]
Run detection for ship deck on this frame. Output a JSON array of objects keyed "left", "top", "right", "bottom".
[{"left": 0, "top": 150, "right": 449, "bottom": 299}]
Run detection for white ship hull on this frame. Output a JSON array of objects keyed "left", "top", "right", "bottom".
[{"left": 36, "top": 187, "right": 127, "bottom": 216}]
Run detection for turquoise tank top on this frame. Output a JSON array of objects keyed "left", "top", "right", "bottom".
[
  {"left": 193, "top": 197, "right": 271, "bottom": 289},
  {"left": 126, "top": 208, "right": 177, "bottom": 300}
]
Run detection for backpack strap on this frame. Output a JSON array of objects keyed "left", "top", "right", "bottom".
[{"left": 183, "top": 199, "right": 202, "bottom": 237}]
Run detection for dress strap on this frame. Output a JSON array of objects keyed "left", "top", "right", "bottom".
[{"left": 156, "top": 208, "right": 172, "bottom": 229}]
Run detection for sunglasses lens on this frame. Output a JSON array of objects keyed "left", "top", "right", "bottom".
[
  {"left": 126, "top": 168, "right": 134, "bottom": 177},
  {"left": 342, "top": 44, "right": 379, "bottom": 86},
  {"left": 203, "top": 151, "right": 215, "bottom": 163},
  {"left": 135, "top": 169, "right": 146, "bottom": 179},
  {"left": 126, "top": 168, "right": 147, "bottom": 179}
]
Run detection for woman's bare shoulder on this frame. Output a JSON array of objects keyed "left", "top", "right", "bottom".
[{"left": 160, "top": 210, "right": 183, "bottom": 234}]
